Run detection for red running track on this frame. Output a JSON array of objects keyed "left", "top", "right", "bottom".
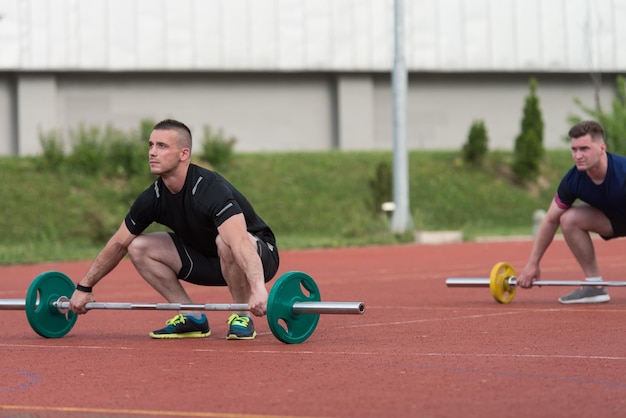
[{"left": 2, "top": 237, "right": 626, "bottom": 417}]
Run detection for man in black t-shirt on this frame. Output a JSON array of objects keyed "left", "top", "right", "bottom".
[{"left": 70, "top": 119, "right": 279, "bottom": 340}]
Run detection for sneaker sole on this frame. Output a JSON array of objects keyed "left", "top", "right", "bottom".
[
  {"left": 558, "top": 295, "right": 611, "bottom": 304},
  {"left": 149, "top": 330, "right": 211, "bottom": 339},
  {"left": 226, "top": 331, "right": 257, "bottom": 340}
]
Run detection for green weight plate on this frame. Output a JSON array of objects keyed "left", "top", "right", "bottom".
[
  {"left": 25, "top": 271, "right": 77, "bottom": 338},
  {"left": 267, "top": 271, "right": 321, "bottom": 344}
]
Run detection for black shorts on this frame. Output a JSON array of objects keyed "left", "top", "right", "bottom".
[
  {"left": 168, "top": 233, "right": 280, "bottom": 286},
  {"left": 604, "top": 216, "right": 626, "bottom": 240}
]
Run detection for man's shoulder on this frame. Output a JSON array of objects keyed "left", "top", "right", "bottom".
[
  {"left": 187, "top": 164, "right": 222, "bottom": 189},
  {"left": 137, "top": 179, "right": 161, "bottom": 199},
  {"left": 608, "top": 152, "right": 626, "bottom": 165},
  {"left": 188, "top": 163, "right": 214, "bottom": 177},
  {"left": 607, "top": 152, "right": 626, "bottom": 175}
]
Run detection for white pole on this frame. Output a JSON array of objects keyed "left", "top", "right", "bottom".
[{"left": 390, "top": 0, "right": 413, "bottom": 234}]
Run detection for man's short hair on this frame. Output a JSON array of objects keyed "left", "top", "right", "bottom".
[
  {"left": 568, "top": 120, "right": 605, "bottom": 142},
  {"left": 153, "top": 119, "right": 192, "bottom": 150}
]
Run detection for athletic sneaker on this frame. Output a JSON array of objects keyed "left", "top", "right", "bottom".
[
  {"left": 226, "top": 313, "right": 256, "bottom": 340},
  {"left": 558, "top": 286, "right": 610, "bottom": 304},
  {"left": 149, "top": 313, "right": 211, "bottom": 339}
]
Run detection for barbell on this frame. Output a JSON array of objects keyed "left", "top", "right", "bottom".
[
  {"left": 0, "top": 270, "right": 365, "bottom": 344},
  {"left": 446, "top": 261, "right": 626, "bottom": 304}
]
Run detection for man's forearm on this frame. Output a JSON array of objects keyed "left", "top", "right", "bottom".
[
  {"left": 528, "top": 219, "right": 560, "bottom": 265},
  {"left": 79, "top": 242, "right": 128, "bottom": 287}
]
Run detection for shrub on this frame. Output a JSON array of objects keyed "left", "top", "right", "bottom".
[
  {"left": 38, "top": 130, "right": 65, "bottom": 171},
  {"left": 199, "top": 126, "right": 237, "bottom": 170},
  {"left": 140, "top": 119, "right": 155, "bottom": 142},
  {"left": 462, "top": 120, "right": 489, "bottom": 165},
  {"left": 513, "top": 78, "right": 545, "bottom": 183},
  {"left": 368, "top": 161, "right": 393, "bottom": 215},
  {"left": 38, "top": 121, "right": 152, "bottom": 179},
  {"left": 105, "top": 131, "right": 148, "bottom": 178},
  {"left": 66, "top": 124, "right": 104, "bottom": 176}
]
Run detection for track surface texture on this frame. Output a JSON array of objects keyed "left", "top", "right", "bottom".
[{"left": 2, "top": 237, "right": 626, "bottom": 418}]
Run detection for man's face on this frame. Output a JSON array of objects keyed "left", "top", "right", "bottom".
[
  {"left": 570, "top": 133, "right": 606, "bottom": 171},
  {"left": 148, "top": 129, "right": 184, "bottom": 175}
]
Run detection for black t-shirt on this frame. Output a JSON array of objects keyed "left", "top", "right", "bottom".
[{"left": 125, "top": 164, "right": 276, "bottom": 257}]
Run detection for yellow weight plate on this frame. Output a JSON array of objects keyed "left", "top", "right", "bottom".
[{"left": 489, "top": 262, "right": 517, "bottom": 304}]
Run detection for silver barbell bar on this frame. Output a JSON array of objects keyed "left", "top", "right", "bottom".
[
  {"left": 446, "top": 277, "right": 626, "bottom": 288},
  {"left": 0, "top": 297, "right": 366, "bottom": 315}
]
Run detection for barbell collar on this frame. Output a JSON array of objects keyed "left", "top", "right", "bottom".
[
  {"left": 446, "top": 278, "right": 492, "bottom": 287},
  {"left": 292, "top": 301, "right": 365, "bottom": 314},
  {"left": 0, "top": 299, "right": 26, "bottom": 310}
]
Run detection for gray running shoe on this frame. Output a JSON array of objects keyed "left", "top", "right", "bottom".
[{"left": 558, "top": 286, "right": 610, "bottom": 304}]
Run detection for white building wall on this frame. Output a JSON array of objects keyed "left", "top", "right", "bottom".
[
  {"left": 0, "top": 77, "right": 13, "bottom": 154},
  {"left": 1, "top": 71, "right": 621, "bottom": 155},
  {"left": 19, "top": 72, "right": 610, "bottom": 153},
  {"left": 17, "top": 74, "right": 57, "bottom": 154},
  {"left": 0, "top": 0, "right": 624, "bottom": 155},
  {"left": 1, "top": 0, "right": 625, "bottom": 72},
  {"left": 373, "top": 74, "right": 616, "bottom": 151}
]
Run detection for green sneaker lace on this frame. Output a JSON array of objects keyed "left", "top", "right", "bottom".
[
  {"left": 227, "top": 314, "right": 250, "bottom": 327},
  {"left": 166, "top": 314, "right": 186, "bottom": 326}
]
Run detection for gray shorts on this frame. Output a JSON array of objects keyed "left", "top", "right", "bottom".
[{"left": 168, "top": 233, "right": 279, "bottom": 286}]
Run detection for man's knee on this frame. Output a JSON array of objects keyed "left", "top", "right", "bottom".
[
  {"left": 128, "top": 232, "right": 175, "bottom": 261},
  {"left": 127, "top": 235, "right": 148, "bottom": 259},
  {"left": 559, "top": 210, "right": 577, "bottom": 231},
  {"left": 560, "top": 206, "right": 613, "bottom": 237},
  {"left": 216, "top": 234, "right": 259, "bottom": 264}
]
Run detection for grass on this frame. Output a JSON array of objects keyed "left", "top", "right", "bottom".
[{"left": 0, "top": 150, "right": 574, "bottom": 265}]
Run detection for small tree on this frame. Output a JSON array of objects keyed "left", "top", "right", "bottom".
[
  {"left": 513, "top": 78, "right": 545, "bottom": 183},
  {"left": 462, "top": 120, "right": 489, "bottom": 165},
  {"left": 567, "top": 75, "right": 626, "bottom": 154}
]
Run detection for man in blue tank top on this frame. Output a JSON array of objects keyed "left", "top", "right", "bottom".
[
  {"left": 517, "top": 120, "right": 626, "bottom": 303},
  {"left": 69, "top": 119, "right": 279, "bottom": 339}
]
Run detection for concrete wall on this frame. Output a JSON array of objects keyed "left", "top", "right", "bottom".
[
  {"left": 0, "top": 71, "right": 619, "bottom": 155},
  {"left": 374, "top": 73, "right": 617, "bottom": 151},
  {"left": 0, "top": 76, "right": 14, "bottom": 155},
  {"left": 16, "top": 74, "right": 57, "bottom": 154},
  {"left": 55, "top": 73, "right": 336, "bottom": 152}
]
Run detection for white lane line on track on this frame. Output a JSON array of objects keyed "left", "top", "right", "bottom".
[
  {"left": 246, "top": 310, "right": 522, "bottom": 337},
  {"left": 1, "top": 343, "right": 624, "bottom": 361},
  {"left": 342, "top": 310, "right": 521, "bottom": 328},
  {"left": 413, "top": 353, "right": 626, "bottom": 360},
  {"left": 0, "top": 404, "right": 317, "bottom": 418}
]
